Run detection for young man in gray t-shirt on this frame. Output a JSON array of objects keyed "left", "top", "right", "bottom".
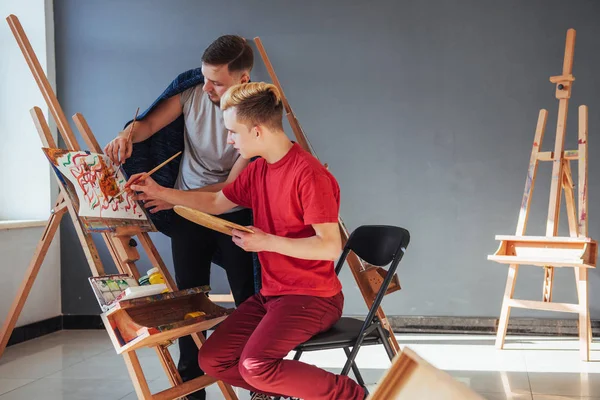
[{"left": 104, "top": 35, "right": 256, "bottom": 400}]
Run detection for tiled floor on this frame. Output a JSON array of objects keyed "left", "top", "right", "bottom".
[{"left": 0, "top": 330, "right": 598, "bottom": 399}]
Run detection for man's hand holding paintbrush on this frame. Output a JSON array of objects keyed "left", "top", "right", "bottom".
[
  {"left": 104, "top": 107, "right": 140, "bottom": 165},
  {"left": 125, "top": 174, "right": 173, "bottom": 213},
  {"left": 109, "top": 150, "right": 182, "bottom": 212}
]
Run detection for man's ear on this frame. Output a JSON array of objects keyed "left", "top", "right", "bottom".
[{"left": 240, "top": 72, "right": 250, "bottom": 84}]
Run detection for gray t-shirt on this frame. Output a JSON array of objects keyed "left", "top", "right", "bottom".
[{"left": 174, "top": 85, "right": 240, "bottom": 192}]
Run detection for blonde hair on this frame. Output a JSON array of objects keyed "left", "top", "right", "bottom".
[{"left": 221, "top": 82, "right": 284, "bottom": 129}]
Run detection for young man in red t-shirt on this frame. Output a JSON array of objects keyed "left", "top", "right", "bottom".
[{"left": 128, "top": 82, "right": 365, "bottom": 400}]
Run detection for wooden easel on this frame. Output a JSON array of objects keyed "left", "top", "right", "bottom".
[
  {"left": 0, "top": 14, "right": 239, "bottom": 400},
  {"left": 254, "top": 37, "right": 402, "bottom": 355},
  {"left": 488, "top": 28, "right": 596, "bottom": 361}
]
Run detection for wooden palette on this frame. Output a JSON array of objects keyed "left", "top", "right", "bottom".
[{"left": 174, "top": 205, "right": 254, "bottom": 236}]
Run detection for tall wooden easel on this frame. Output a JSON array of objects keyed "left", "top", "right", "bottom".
[
  {"left": 254, "top": 37, "right": 402, "bottom": 355},
  {"left": 0, "top": 14, "right": 239, "bottom": 399},
  {"left": 488, "top": 28, "right": 596, "bottom": 361}
]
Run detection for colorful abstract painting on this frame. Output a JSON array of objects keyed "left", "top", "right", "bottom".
[{"left": 43, "top": 148, "right": 149, "bottom": 223}]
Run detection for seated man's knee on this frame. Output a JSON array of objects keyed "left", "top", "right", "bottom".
[
  {"left": 198, "top": 340, "right": 226, "bottom": 377},
  {"left": 239, "top": 355, "right": 278, "bottom": 388}
]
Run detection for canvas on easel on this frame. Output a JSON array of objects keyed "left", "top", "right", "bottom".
[
  {"left": 42, "top": 148, "right": 151, "bottom": 229},
  {"left": 488, "top": 28, "right": 596, "bottom": 361},
  {"left": 0, "top": 14, "right": 239, "bottom": 400}
]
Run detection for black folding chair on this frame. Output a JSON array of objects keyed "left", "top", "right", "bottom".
[{"left": 273, "top": 225, "right": 410, "bottom": 399}]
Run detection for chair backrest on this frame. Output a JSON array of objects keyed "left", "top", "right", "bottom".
[
  {"left": 345, "top": 225, "right": 410, "bottom": 267},
  {"left": 335, "top": 225, "right": 410, "bottom": 277},
  {"left": 334, "top": 225, "right": 410, "bottom": 329}
]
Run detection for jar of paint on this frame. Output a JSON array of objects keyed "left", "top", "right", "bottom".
[{"left": 147, "top": 267, "right": 166, "bottom": 285}]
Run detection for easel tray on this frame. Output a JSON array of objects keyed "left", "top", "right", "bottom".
[
  {"left": 102, "top": 286, "right": 233, "bottom": 354},
  {"left": 488, "top": 235, "right": 597, "bottom": 268}
]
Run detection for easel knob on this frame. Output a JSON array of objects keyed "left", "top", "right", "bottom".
[{"left": 129, "top": 238, "right": 137, "bottom": 247}]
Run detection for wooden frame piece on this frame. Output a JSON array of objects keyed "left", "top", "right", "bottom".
[
  {"left": 490, "top": 28, "right": 595, "bottom": 361},
  {"left": 0, "top": 14, "right": 238, "bottom": 400},
  {"left": 488, "top": 235, "right": 597, "bottom": 268},
  {"left": 367, "top": 347, "right": 484, "bottom": 400},
  {"left": 253, "top": 36, "right": 401, "bottom": 354}
]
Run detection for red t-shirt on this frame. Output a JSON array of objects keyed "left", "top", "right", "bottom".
[{"left": 222, "top": 143, "right": 342, "bottom": 297}]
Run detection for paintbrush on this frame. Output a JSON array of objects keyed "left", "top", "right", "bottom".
[
  {"left": 108, "top": 150, "right": 182, "bottom": 204},
  {"left": 113, "top": 107, "right": 140, "bottom": 177},
  {"left": 126, "top": 107, "right": 140, "bottom": 143}
]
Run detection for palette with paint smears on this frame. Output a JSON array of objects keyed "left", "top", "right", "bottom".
[{"left": 174, "top": 205, "right": 254, "bottom": 236}]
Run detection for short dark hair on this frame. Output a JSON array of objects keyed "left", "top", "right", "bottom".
[{"left": 202, "top": 35, "right": 254, "bottom": 73}]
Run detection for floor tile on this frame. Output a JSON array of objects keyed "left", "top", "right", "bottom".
[
  {"left": 479, "top": 393, "right": 533, "bottom": 399},
  {"left": 532, "top": 395, "right": 600, "bottom": 400},
  {"left": 0, "top": 345, "right": 89, "bottom": 379},
  {"left": 0, "top": 377, "right": 134, "bottom": 400},
  {"left": 447, "top": 370, "right": 531, "bottom": 396},
  {"left": 528, "top": 372, "right": 600, "bottom": 398},
  {"left": 118, "top": 378, "right": 252, "bottom": 400},
  {"left": 46, "top": 349, "right": 165, "bottom": 382},
  {"left": 0, "top": 378, "right": 35, "bottom": 396}
]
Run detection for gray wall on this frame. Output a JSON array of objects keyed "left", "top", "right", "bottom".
[{"left": 54, "top": 0, "right": 600, "bottom": 319}]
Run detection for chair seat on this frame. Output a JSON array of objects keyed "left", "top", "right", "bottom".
[{"left": 294, "top": 317, "right": 389, "bottom": 351}]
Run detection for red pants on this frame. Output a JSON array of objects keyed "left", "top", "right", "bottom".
[{"left": 198, "top": 292, "right": 365, "bottom": 400}]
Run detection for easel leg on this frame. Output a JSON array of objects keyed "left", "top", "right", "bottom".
[
  {"left": 138, "top": 232, "right": 178, "bottom": 291},
  {"left": 29, "top": 109, "right": 106, "bottom": 277},
  {"left": 0, "top": 202, "right": 67, "bottom": 358},
  {"left": 377, "top": 310, "right": 400, "bottom": 353},
  {"left": 496, "top": 264, "right": 519, "bottom": 349},
  {"left": 216, "top": 380, "right": 238, "bottom": 400},
  {"left": 64, "top": 203, "right": 105, "bottom": 276},
  {"left": 542, "top": 267, "right": 555, "bottom": 302},
  {"left": 155, "top": 345, "right": 183, "bottom": 387},
  {"left": 123, "top": 351, "right": 153, "bottom": 400},
  {"left": 576, "top": 267, "right": 591, "bottom": 361}
]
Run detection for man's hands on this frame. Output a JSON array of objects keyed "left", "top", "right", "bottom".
[
  {"left": 231, "top": 226, "right": 272, "bottom": 252},
  {"left": 104, "top": 96, "right": 185, "bottom": 165},
  {"left": 104, "top": 131, "right": 132, "bottom": 165},
  {"left": 127, "top": 174, "right": 173, "bottom": 213},
  {"left": 233, "top": 223, "right": 341, "bottom": 261},
  {"left": 231, "top": 223, "right": 341, "bottom": 261},
  {"left": 142, "top": 198, "right": 174, "bottom": 213}
]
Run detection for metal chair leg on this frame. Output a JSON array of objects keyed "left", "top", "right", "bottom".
[
  {"left": 343, "top": 347, "right": 366, "bottom": 386},
  {"left": 376, "top": 324, "right": 396, "bottom": 361},
  {"left": 292, "top": 349, "right": 303, "bottom": 361},
  {"left": 341, "top": 337, "right": 365, "bottom": 376}
]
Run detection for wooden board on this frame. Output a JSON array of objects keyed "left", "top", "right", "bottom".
[
  {"left": 174, "top": 205, "right": 254, "bottom": 236},
  {"left": 488, "top": 235, "right": 597, "bottom": 268},
  {"left": 368, "top": 347, "right": 484, "bottom": 400}
]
